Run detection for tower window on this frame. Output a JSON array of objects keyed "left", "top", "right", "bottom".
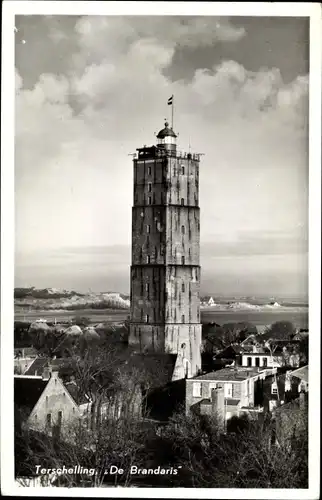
[
  {"left": 181, "top": 166, "right": 185, "bottom": 175},
  {"left": 148, "top": 183, "right": 152, "bottom": 192},
  {"left": 146, "top": 283, "right": 149, "bottom": 294},
  {"left": 146, "top": 315, "right": 149, "bottom": 323},
  {"left": 181, "top": 198, "right": 184, "bottom": 206},
  {"left": 182, "top": 283, "right": 185, "bottom": 293},
  {"left": 181, "top": 256, "right": 185, "bottom": 265},
  {"left": 146, "top": 256, "right": 150, "bottom": 264},
  {"left": 147, "top": 224, "right": 150, "bottom": 233},
  {"left": 148, "top": 197, "right": 152, "bottom": 205},
  {"left": 181, "top": 315, "right": 185, "bottom": 323},
  {"left": 181, "top": 225, "right": 185, "bottom": 234},
  {"left": 148, "top": 166, "right": 152, "bottom": 175}
]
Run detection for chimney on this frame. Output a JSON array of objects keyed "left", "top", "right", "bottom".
[
  {"left": 42, "top": 366, "right": 50, "bottom": 381},
  {"left": 211, "top": 386, "right": 225, "bottom": 430},
  {"left": 299, "top": 391, "right": 306, "bottom": 408},
  {"left": 50, "top": 368, "right": 59, "bottom": 380}
]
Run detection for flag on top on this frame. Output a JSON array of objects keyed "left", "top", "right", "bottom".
[{"left": 167, "top": 95, "right": 173, "bottom": 105}]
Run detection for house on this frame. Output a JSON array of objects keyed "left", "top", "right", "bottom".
[
  {"left": 292, "top": 329, "right": 309, "bottom": 341},
  {"left": 240, "top": 344, "right": 300, "bottom": 369},
  {"left": 185, "top": 366, "right": 277, "bottom": 424},
  {"left": 261, "top": 365, "right": 308, "bottom": 413},
  {"left": 14, "top": 347, "right": 38, "bottom": 374},
  {"left": 288, "top": 365, "right": 308, "bottom": 392},
  {"left": 14, "top": 371, "right": 84, "bottom": 438},
  {"left": 213, "top": 344, "right": 247, "bottom": 365}
]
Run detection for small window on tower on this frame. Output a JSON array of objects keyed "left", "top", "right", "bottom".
[
  {"left": 148, "top": 166, "right": 152, "bottom": 175},
  {"left": 148, "top": 183, "right": 152, "bottom": 192},
  {"left": 181, "top": 198, "right": 184, "bottom": 206},
  {"left": 181, "top": 225, "right": 185, "bottom": 234},
  {"left": 146, "top": 256, "right": 150, "bottom": 264},
  {"left": 146, "top": 283, "right": 149, "bottom": 293},
  {"left": 148, "top": 197, "right": 152, "bottom": 205},
  {"left": 181, "top": 315, "right": 185, "bottom": 323},
  {"left": 147, "top": 224, "right": 150, "bottom": 233},
  {"left": 182, "top": 283, "right": 185, "bottom": 293},
  {"left": 181, "top": 256, "right": 185, "bottom": 265},
  {"left": 146, "top": 315, "right": 149, "bottom": 323},
  {"left": 181, "top": 166, "right": 185, "bottom": 175}
]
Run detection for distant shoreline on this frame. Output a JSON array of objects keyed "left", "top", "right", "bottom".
[{"left": 14, "top": 307, "right": 308, "bottom": 329}]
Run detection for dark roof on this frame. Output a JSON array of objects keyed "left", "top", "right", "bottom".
[
  {"left": 226, "top": 398, "right": 241, "bottom": 406},
  {"left": 156, "top": 122, "right": 177, "bottom": 139},
  {"left": 64, "top": 381, "right": 89, "bottom": 406},
  {"left": 14, "top": 347, "right": 38, "bottom": 358},
  {"left": 215, "top": 345, "right": 246, "bottom": 358},
  {"left": 290, "top": 365, "right": 308, "bottom": 382},
  {"left": 24, "top": 357, "right": 47, "bottom": 376},
  {"left": 14, "top": 376, "right": 48, "bottom": 415}
]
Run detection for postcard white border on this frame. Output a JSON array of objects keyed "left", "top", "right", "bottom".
[{"left": 1, "top": 2, "right": 321, "bottom": 499}]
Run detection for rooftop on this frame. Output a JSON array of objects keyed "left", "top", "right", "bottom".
[
  {"left": 290, "top": 365, "right": 308, "bottom": 382},
  {"left": 14, "top": 376, "right": 48, "bottom": 415},
  {"left": 191, "top": 367, "right": 269, "bottom": 382}
]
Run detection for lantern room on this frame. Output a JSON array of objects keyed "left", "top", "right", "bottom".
[{"left": 156, "top": 121, "right": 177, "bottom": 153}]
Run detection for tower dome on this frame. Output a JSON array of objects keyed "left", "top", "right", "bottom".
[{"left": 156, "top": 121, "right": 177, "bottom": 153}]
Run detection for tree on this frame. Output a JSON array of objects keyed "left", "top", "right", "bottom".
[
  {"left": 72, "top": 316, "right": 91, "bottom": 327},
  {"left": 156, "top": 409, "right": 308, "bottom": 488},
  {"left": 262, "top": 321, "right": 296, "bottom": 341}
]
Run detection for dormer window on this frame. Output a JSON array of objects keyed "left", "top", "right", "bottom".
[{"left": 271, "top": 382, "right": 278, "bottom": 395}]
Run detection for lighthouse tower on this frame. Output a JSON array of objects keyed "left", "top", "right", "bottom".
[{"left": 129, "top": 121, "right": 202, "bottom": 379}]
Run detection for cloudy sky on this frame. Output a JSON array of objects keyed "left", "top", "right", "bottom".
[{"left": 15, "top": 15, "right": 309, "bottom": 297}]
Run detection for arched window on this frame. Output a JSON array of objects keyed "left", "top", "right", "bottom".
[
  {"left": 181, "top": 256, "right": 185, "bottom": 265},
  {"left": 148, "top": 183, "right": 152, "bottom": 192},
  {"left": 181, "top": 166, "right": 185, "bottom": 175},
  {"left": 182, "top": 283, "right": 185, "bottom": 293},
  {"left": 148, "top": 166, "right": 152, "bottom": 176},
  {"left": 148, "top": 196, "right": 152, "bottom": 205},
  {"left": 181, "top": 225, "right": 185, "bottom": 234},
  {"left": 146, "top": 255, "right": 150, "bottom": 264},
  {"left": 181, "top": 198, "right": 184, "bottom": 206}
]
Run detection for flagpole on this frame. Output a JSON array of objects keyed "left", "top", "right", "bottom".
[{"left": 171, "top": 95, "right": 174, "bottom": 130}]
